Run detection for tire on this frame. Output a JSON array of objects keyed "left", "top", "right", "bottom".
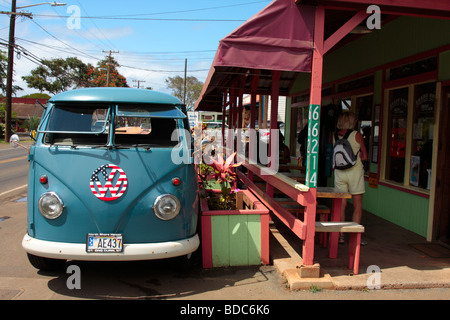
[{"left": 27, "top": 253, "right": 66, "bottom": 271}]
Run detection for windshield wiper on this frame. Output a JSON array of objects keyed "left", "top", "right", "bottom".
[
  {"left": 128, "top": 143, "right": 153, "bottom": 150},
  {"left": 91, "top": 144, "right": 152, "bottom": 150}
]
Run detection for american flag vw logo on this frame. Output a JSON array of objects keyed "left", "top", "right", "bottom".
[{"left": 90, "top": 164, "right": 128, "bottom": 201}]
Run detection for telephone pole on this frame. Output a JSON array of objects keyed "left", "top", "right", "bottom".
[
  {"left": 102, "top": 50, "right": 119, "bottom": 87},
  {"left": 132, "top": 80, "right": 146, "bottom": 89},
  {"left": 3, "top": 1, "right": 62, "bottom": 142},
  {"left": 183, "top": 58, "right": 187, "bottom": 105}
]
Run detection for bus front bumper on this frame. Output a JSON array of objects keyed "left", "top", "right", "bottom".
[{"left": 22, "top": 234, "right": 200, "bottom": 261}]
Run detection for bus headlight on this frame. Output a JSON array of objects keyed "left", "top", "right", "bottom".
[
  {"left": 38, "top": 192, "right": 64, "bottom": 219},
  {"left": 153, "top": 194, "right": 180, "bottom": 220}
]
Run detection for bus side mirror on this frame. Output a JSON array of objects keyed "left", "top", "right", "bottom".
[
  {"left": 9, "top": 134, "right": 30, "bottom": 151},
  {"left": 9, "top": 134, "right": 20, "bottom": 148}
]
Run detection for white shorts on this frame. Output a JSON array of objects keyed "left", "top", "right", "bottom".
[{"left": 334, "top": 162, "right": 365, "bottom": 195}]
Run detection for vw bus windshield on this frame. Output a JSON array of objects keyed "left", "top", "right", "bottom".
[
  {"left": 113, "top": 104, "right": 181, "bottom": 148},
  {"left": 42, "top": 103, "right": 182, "bottom": 148},
  {"left": 43, "top": 104, "right": 110, "bottom": 147},
  {"left": 46, "top": 104, "right": 109, "bottom": 133}
]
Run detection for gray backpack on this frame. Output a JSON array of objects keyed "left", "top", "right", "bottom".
[{"left": 333, "top": 130, "right": 359, "bottom": 170}]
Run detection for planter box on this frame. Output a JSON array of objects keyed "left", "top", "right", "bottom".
[{"left": 200, "top": 189, "right": 270, "bottom": 268}]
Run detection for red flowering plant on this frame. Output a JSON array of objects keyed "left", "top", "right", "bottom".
[
  {"left": 206, "top": 152, "right": 242, "bottom": 210},
  {"left": 193, "top": 122, "right": 242, "bottom": 209}
]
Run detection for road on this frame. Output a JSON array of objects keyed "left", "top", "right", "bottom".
[
  {"left": 0, "top": 141, "right": 449, "bottom": 302},
  {"left": 0, "top": 143, "right": 29, "bottom": 197},
  {"left": 1, "top": 189, "right": 449, "bottom": 301}
]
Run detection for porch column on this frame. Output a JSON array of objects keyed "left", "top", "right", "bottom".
[
  {"left": 236, "top": 76, "right": 245, "bottom": 162},
  {"left": 249, "top": 71, "right": 259, "bottom": 168},
  {"left": 267, "top": 70, "right": 281, "bottom": 197},
  {"left": 227, "top": 88, "right": 237, "bottom": 156},
  {"left": 222, "top": 89, "right": 227, "bottom": 147},
  {"left": 302, "top": 5, "right": 325, "bottom": 266}
]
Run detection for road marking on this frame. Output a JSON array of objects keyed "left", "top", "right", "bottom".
[
  {"left": 0, "top": 184, "right": 28, "bottom": 197},
  {"left": 0, "top": 156, "right": 27, "bottom": 164}
]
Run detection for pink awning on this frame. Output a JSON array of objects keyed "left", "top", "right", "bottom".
[
  {"left": 195, "top": 0, "right": 315, "bottom": 111},
  {"left": 216, "top": 0, "right": 315, "bottom": 72}
]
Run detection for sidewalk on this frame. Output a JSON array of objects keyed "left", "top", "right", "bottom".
[{"left": 271, "top": 207, "right": 450, "bottom": 290}]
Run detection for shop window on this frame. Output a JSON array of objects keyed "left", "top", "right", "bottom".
[
  {"left": 337, "top": 75, "right": 374, "bottom": 93},
  {"left": 388, "top": 57, "right": 437, "bottom": 81},
  {"left": 386, "top": 87, "right": 409, "bottom": 184},
  {"left": 341, "top": 98, "right": 351, "bottom": 111},
  {"left": 411, "top": 82, "right": 435, "bottom": 189},
  {"left": 384, "top": 83, "right": 436, "bottom": 190}
]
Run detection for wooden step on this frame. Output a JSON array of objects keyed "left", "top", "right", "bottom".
[{"left": 315, "top": 221, "right": 364, "bottom": 233}]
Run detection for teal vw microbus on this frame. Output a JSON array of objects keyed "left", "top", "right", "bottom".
[{"left": 21, "top": 87, "right": 199, "bottom": 271}]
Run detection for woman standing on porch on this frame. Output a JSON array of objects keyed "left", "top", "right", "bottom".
[{"left": 334, "top": 112, "right": 368, "bottom": 244}]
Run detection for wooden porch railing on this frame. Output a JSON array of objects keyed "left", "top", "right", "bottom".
[{"left": 237, "top": 162, "right": 317, "bottom": 266}]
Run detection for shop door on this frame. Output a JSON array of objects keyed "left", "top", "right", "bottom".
[{"left": 433, "top": 85, "right": 450, "bottom": 244}]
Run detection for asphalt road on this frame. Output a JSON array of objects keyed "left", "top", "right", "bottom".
[
  {"left": 0, "top": 143, "right": 29, "bottom": 196},
  {"left": 1, "top": 191, "right": 449, "bottom": 302},
  {"left": 0, "top": 141, "right": 449, "bottom": 303}
]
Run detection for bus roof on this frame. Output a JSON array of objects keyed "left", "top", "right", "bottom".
[{"left": 49, "top": 87, "right": 183, "bottom": 105}]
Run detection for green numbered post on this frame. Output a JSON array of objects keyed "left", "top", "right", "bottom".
[{"left": 306, "top": 104, "right": 320, "bottom": 188}]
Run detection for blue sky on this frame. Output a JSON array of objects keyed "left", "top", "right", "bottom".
[{"left": 0, "top": 0, "right": 271, "bottom": 95}]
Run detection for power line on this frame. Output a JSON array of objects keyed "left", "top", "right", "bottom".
[
  {"left": 30, "top": 19, "right": 101, "bottom": 61},
  {"left": 80, "top": 1, "right": 270, "bottom": 18},
  {"left": 31, "top": 14, "right": 248, "bottom": 22},
  {"left": 74, "top": 0, "right": 117, "bottom": 50}
]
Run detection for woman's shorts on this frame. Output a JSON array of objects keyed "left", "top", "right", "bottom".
[{"left": 334, "top": 163, "right": 365, "bottom": 195}]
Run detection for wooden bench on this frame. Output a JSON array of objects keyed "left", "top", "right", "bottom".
[
  {"left": 273, "top": 197, "right": 331, "bottom": 247},
  {"left": 315, "top": 222, "right": 365, "bottom": 274}
]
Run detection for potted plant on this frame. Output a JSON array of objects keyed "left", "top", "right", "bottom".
[{"left": 197, "top": 151, "right": 270, "bottom": 268}]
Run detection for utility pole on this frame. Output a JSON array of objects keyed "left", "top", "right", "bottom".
[
  {"left": 132, "top": 80, "right": 146, "bottom": 89},
  {"left": 102, "top": 50, "right": 119, "bottom": 87},
  {"left": 183, "top": 58, "right": 187, "bottom": 105},
  {"left": 3, "top": 2, "right": 63, "bottom": 142},
  {"left": 4, "top": 0, "right": 17, "bottom": 143}
]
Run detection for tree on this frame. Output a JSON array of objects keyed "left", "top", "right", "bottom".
[
  {"left": 90, "top": 56, "right": 128, "bottom": 87},
  {"left": 0, "top": 50, "right": 22, "bottom": 95},
  {"left": 165, "top": 75, "right": 203, "bottom": 108},
  {"left": 20, "top": 93, "right": 51, "bottom": 99},
  {"left": 22, "top": 57, "right": 94, "bottom": 94}
]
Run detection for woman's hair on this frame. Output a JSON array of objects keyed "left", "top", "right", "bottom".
[{"left": 336, "top": 111, "right": 357, "bottom": 130}]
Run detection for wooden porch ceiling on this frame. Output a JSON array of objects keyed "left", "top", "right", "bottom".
[
  {"left": 296, "top": 0, "right": 450, "bottom": 20},
  {"left": 195, "top": 0, "right": 450, "bottom": 112}
]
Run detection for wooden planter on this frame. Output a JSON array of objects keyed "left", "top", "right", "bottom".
[{"left": 200, "top": 189, "right": 270, "bottom": 268}]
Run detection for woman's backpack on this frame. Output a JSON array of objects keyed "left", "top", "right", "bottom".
[{"left": 333, "top": 130, "right": 359, "bottom": 170}]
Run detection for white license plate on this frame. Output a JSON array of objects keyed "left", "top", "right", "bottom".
[{"left": 86, "top": 233, "right": 123, "bottom": 253}]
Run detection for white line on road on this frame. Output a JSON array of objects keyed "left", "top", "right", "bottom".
[{"left": 0, "top": 184, "right": 28, "bottom": 197}]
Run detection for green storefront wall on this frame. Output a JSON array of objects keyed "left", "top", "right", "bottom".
[{"left": 286, "top": 16, "right": 450, "bottom": 238}]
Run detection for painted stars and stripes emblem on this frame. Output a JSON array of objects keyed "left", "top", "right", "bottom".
[{"left": 90, "top": 164, "right": 128, "bottom": 201}]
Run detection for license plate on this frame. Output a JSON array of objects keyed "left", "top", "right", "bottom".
[{"left": 86, "top": 233, "right": 123, "bottom": 253}]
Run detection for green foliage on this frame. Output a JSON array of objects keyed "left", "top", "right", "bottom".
[
  {"left": 21, "top": 93, "right": 51, "bottom": 99},
  {"left": 90, "top": 56, "right": 128, "bottom": 88},
  {"left": 0, "top": 50, "right": 22, "bottom": 95},
  {"left": 22, "top": 57, "right": 94, "bottom": 94},
  {"left": 21, "top": 115, "right": 40, "bottom": 132},
  {"left": 165, "top": 75, "right": 203, "bottom": 108}
]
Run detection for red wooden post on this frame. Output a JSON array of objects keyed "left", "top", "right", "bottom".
[
  {"left": 236, "top": 76, "right": 245, "bottom": 162},
  {"left": 267, "top": 70, "right": 281, "bottom": 197},
  {"left": 222, "top": 89, "right": 227, "bottom": 147},
  {"left": 249, "top": 71, "right": 259, "bottom": 179},
  {"left": 302, "top": 5, "right": 325, "bottom": 266}
]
